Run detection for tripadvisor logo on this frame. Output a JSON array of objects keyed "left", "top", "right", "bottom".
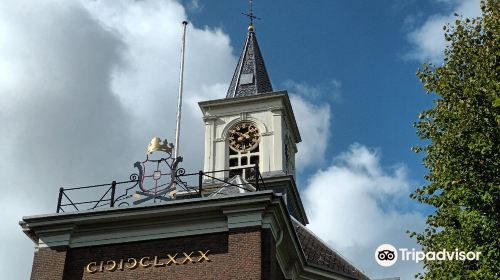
[
  {"left": 375, "top": 244, "right": 481, "bottom": 267},
  {"left": 375, "top": 244, "right": 397, "bottom": 267}
]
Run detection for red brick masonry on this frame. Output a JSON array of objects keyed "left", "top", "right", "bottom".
[{"left": 30, "top": 228, "right": 284, "bottom": 280}]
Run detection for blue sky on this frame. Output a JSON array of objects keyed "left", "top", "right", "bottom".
[
  {"left": 0, "top": 0, "right": 483, "bottom": 279},
  {"left": 188, "top": 0, "right": 435, "bottom": 183}
]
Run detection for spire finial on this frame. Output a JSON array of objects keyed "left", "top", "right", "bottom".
[{"left": 242, "top": 0, "right": 260, "bottom": 30}]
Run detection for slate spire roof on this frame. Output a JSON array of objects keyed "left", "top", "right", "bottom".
[{"left": 226, "top": 25, "right": 273, "bottom": 98}]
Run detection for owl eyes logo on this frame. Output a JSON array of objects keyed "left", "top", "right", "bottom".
[
  {"left": 375, "top": 244, "right": 398, "bottom": 267},
  {"left": 378, "top": 250, "right": 396, "bottom": 261}
]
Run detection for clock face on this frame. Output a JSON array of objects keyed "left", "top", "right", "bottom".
[{"left": 228, "top": 122, "right": 260, "bottom": 152}]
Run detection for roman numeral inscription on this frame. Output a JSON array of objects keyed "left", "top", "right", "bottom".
[
  {"left": 198, "top": 250, "right": 210, "bottom": 262},
  {"left": 166, "top": 254, "right": 178, "bottom": 265},
  {"left": 85, "top": 250, "right": 211, "bottom": 273},
  {"left": 182, "top": 252, "right": 193, "bottom": 264}
]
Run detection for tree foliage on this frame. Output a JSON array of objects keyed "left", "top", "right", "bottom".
[{"left": 411, "top": 0, "right": 499, "bottom": 278}]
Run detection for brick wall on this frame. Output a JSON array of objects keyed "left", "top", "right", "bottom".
[
  {"left": 31, "top": 246, "right": 68, "bottom": 280},
  {"left": 228, "top": 227, "right": 262, "bottom": 280},
  {"left": 29, "top": 227, "right": 283, "bottom": 280}
]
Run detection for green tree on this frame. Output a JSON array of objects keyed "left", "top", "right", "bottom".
[{"left": 411, "top": 0, "right": 499, "bottom": 279}]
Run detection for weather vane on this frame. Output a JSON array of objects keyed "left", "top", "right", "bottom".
[{"left": 242, "top": 0, "right": 261, "bottom": 26}]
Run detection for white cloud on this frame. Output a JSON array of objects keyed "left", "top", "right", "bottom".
[
  {"left": 406, "top": 0, "right": 481, "bottom": 63},
  {"left": 304, "top": 144, "right": 426, "bottom": 279},
  {"left": 0, "top": 194, "right": 39, "bottom": 277},
  {"left": 285, "top": 80, "right": 339, "bottom": 172},
  {"left": 0, "top": 0, "right": 234, "bottom": 278},
  {"left": 0, "top": 1, "right": 332, "bottom": 279},
  {"left": 285, "top": 79, "right": 342, "bottom": 102},
  {"left": 290, "top": 94, "right": 331, "bottom": 171},
  {"left": 187, "top": 0, "right": 203, "bottom": 12},
  {"left": 81, "top": 0, "right": 235, "bottom": 167}
]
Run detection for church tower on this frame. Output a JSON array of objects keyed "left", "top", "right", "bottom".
[
  {"left": 199, "top": 25, "right": 301, "bottom": 182},
  {"left": 198, "top": 24, "right": 307, "bottom": 223}
]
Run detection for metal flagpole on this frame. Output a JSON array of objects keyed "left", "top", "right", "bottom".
[{"left": 174, "top": 21, "right": 188, "bottom": 159}]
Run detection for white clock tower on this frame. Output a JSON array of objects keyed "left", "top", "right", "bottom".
[
  {"left": 199, "top": 25, "right": 307, "bottom": 223},
  {"left": 199, "top": 25, "right": 301, "bottom": 181}
]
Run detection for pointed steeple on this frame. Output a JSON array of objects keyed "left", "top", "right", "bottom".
[{"left": 226, "top": 25, "right": 273, "bottom": 98}]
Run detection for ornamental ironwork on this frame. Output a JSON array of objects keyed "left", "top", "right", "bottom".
[
  {"left": 54, "top": 137, "right": 266, "bottom": 213},
  {"left": 133, "top": 137, "right": 187, "bottom": 204}
]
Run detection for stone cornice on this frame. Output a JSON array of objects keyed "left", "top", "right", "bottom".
[
  {"left": 261, "top": 174, "right": 309, "bottom": 225},
  {"left": 20, "top": 190, "right": 363, "bottom": 279}
]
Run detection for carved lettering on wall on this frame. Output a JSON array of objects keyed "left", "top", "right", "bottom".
[{"left": 85, "top": 250, "right": 211, "bottom": 273}]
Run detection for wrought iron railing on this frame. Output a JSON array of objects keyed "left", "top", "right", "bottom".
[{"left": 56, "top": 165, "right": 266, "bottom": 213}]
